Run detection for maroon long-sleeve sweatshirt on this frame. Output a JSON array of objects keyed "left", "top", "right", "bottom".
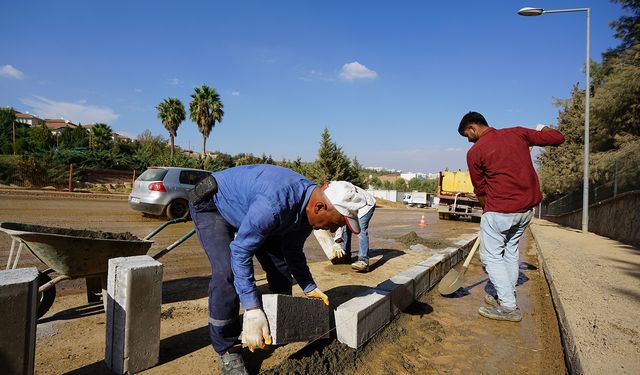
[{"left": 466, "top": 126, "right": 565, "bottom": 213}]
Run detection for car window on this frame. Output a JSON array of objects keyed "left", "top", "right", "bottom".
[
  {"left": 179, "top": 170, "right": 210, "bottom": 185},
  {"left": 138, "top": 168, "right": 168, "bottom": 181}
]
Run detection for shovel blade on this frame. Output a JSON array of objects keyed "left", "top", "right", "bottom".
[{"left": 438, "top": 267, "right": 464, "bottom": 295}]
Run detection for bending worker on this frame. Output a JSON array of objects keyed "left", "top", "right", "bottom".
[
  {"left": 333, "top": 184, "right": 376, "bottom": 272},
  {"left": 458, "top": 111, "right": 564, "bottom": 322},
  {"left": 188, "top": 164, "right": 366, "bottom": 375}
]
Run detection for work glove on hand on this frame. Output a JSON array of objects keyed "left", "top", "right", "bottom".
[
  {"left": 242, "top": 308, "right": 272, "bottom": 352},
  {"left": 305, "top": 287, "right": 330, "bottom": 306},
  {"left": 331, "top": 243, "right": 346, "bottom": 259}
]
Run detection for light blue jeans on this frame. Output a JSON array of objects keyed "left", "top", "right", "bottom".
[
  {"left": 479, "top": 210, "right": 534, "bottom": 309},
  {"left": 341, "top": 206, "right": 375, "bottom": 264}
]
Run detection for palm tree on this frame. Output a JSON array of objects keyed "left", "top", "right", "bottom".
[
  {"left": 156, "top": 98, "right": 186, "bottom": 157},
  {"left": 189, "top": 85, "right": 224, "bottom": 155}
]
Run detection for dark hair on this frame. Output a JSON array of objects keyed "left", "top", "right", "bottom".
[{"left": 458, "top": 111, "right": 488, "bottom": 136}]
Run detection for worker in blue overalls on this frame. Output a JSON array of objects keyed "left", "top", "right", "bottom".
[{"left": 189, "top": 164, "right": 365, "bottom": 375}]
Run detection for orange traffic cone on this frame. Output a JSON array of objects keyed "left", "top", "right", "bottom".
[{"left": 419, "top": 214, "right": 426, "bottom": 228}]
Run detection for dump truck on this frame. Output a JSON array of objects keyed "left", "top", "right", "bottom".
[{"left": 437, "top": 171, "right": 482, "bottom": 221}]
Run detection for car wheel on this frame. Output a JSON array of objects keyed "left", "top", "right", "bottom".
[
  {"left": 37, "top": 273, "right": 56, "bottom": 319},
  {"left": 166, "top": 199, "right": 189, "bottom": 219}
]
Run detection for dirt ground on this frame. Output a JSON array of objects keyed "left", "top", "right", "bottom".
[{"left": 0, "top": 191, "right": 565, "bottom": 374}]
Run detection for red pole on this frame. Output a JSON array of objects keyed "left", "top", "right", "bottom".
[{"left": 68, "top": 163, "right": 73, "bottom": 192}]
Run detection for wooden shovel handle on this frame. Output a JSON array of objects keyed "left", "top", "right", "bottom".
[{"left": 462, "top": 236, "right": 481, "bottom": 269}]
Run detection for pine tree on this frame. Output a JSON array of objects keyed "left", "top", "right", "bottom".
[{"left": 314, "top": 128, "right": 357, "bottom": 184}]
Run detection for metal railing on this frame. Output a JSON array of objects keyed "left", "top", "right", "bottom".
[{"left": 545, "top": 160, "right": 639, "bottom": 216}]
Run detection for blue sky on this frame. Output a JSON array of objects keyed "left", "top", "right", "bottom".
[{"left": 0, "top": 1, "right": 625, "bottom": 173}]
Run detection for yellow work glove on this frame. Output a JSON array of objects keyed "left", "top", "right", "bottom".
[
  {"left": 331, "top": 243, "right": 346, "bottom": 259},
  {"left": 305, "top": 287, "right": 330, "bottom": 306},
  {"left": 241, "top": 308, "right": 272, "bottom": 352}
]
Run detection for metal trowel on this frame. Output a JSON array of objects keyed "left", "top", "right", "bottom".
[{"left": 438, "top": 236, "right": 481, "bottom": 295}]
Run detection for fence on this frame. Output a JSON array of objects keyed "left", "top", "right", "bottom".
[
  {"left": 0, "top": 162, "right": 136, "bottom": 192},
  {"left": 545, "top": 160, "right": 640, "bottom": 216}
]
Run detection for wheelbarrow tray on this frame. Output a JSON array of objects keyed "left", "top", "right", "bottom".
[{"left": 0, "top": 222, "right": 153, "bottom": 278}]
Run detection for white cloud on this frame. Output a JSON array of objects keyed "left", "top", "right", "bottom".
[
  {"left": 21, "top": 96, "right": 119, "bottom": 124},
  {"left": 231, "top": 91, "right": 240, "bottom": 96},
  {"left": 134, "top": 88, "right": 143, "bottom": 93},
  {"left": 0, "top": 64, "right": 25, "bottom": 80},
  {"left": 167, "top": 78, "right": 183, "bottom": 86},
  {"left": 445, "top": 147, "right": 463, "bottom": 152},
  {"left": 339, "top": 61, "right": 378, "bottom": 81}
]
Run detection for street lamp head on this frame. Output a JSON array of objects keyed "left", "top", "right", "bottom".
[{"left": 518, "top": 7, "right": 545, "bottom": 16}]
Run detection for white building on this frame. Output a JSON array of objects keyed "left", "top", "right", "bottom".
[
  {"left": 400, "top": 172, "right": 427, "bottom": 180},
  {"left": 366, "top": 166, "right": 402, "bottom": 173},
  {"left": 15, "top": 112, "right": 45, "bottom": 127}
]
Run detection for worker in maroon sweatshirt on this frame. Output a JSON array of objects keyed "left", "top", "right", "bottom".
[{"left": 458, "top": 111, "right": 565, "bottom": 322}]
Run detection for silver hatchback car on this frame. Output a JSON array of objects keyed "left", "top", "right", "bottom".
[{"left": 128, "top": 167, "right": 211, "bottom": 219}]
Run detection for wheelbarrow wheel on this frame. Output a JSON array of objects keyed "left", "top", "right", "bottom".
[
  {"left": 166, "top": 199, "right": 190, "bottom": 219},
  {"left": 37, "top": 273, "right": 56, "bottom": 318}
]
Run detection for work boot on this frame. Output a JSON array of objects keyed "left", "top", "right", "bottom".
[
  {"left": 351, "top": 260, "right": 369, "bottom": 272},
  {"left": 478, "top": 305, "right": 522, "bottom": 322},
  {"left": 219, "top": 351, "right": 248, "bottom": 375},
  {"left": 484, "top": 293, "right": 499, "bottom": 308}
]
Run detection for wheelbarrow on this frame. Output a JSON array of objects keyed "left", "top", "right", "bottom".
[{"left": 1, "top": 218, "right": 196, "bottom": 318}]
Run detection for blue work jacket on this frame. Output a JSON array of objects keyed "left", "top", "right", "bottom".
[{"left": 212, "top": 164, "right": 317, "bottom": 309}]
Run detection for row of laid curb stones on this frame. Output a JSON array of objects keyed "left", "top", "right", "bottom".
[
  {"left": 334, "top": 232, "right": 479, "bottom": 349},
  {"left": 528, "top": 226, "right": 583, "bottom": 375}
]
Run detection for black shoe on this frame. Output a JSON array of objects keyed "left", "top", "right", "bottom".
[
  {"left": 478, "top": 306, "right": 522, "bottom": 322},
  {"left": 219, "top": 351, "right": 248, "bottom": 375}
]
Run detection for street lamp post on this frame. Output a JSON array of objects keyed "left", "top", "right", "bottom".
[{"left": 518, "top": 6, "right": 591, "bottom": 233}]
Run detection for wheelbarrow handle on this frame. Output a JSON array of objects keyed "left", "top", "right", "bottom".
[
  {"left": 144, "top": 217, "right": 191, "bottom": 240},
  {"left": 152, "top": 229, "right": 196, "bottom": 260}
]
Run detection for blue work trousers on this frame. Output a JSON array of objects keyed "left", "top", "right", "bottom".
[
  {"left": 189, "top": 199, "right": 293, "bottom": 355},
  {"left": 341, "top": 206, "right": 375, "bottom": 263}
]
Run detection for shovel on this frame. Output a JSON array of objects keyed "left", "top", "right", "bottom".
[{"left": 438, "top": 236, "right": 481, "bottom": 295}]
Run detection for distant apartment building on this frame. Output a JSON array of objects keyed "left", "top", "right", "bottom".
[
  {"left": 45, "top": 119, "right": 77, "bottom": 136},
  {"left": 367, "top": 166, "right": 402, "bottom": 173},
  {"left": 15, "top": 112, "right": 44, "bottom": 127},
  {"left": 112, "top": 131, "right": 131, "bottom": 142},
  {"left": 6, "top": 106, "right": 132, "bottom": 142},
  {"left": 400, "top": 172, "right": 427, "bottom": 180}
]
